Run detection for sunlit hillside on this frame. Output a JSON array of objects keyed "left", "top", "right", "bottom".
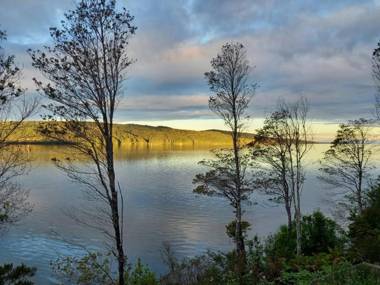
[{"left": 8, "top": 121, "right": 255, "bottom": 147}]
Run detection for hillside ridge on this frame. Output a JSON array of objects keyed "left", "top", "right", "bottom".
[{"left": 8, "top": 121, "right": 255, "bottom": 147}]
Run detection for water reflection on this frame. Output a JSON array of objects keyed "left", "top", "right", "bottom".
[{"left": 0, "top": 144, "right": 378, "bottom": 284}]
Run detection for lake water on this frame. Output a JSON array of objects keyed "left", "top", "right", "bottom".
[{"left": 0, "top": 144, "right": 378, "bottom": 284}]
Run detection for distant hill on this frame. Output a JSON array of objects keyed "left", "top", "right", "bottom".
[{"left": 8, "top": 121, "right": 255, "bottom": 147}]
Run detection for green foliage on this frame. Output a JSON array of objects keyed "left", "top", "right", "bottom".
[
  {"left": 0, "top": 263, "right": 36, "bottom": 285},
  {"left": 51, "top": 252, "right": 113, "bottom": 285},
  {"left": 125, "top": 259, "right": 158, "bottom": 285},
  {"left": 282, "top": 261, "right": 380, "bottom": 285},
  {"left": 225, "top": 220, "right": 251, "bottom": 241},
  {"left": 265, "top": 211, "right": 345, "bottom": 259},
  {"left": 279, "top": 252, "right": 346, "bottom": 284},
  {"left": 51, "top": 252, "right": 158, "bottom": 285},
  {"left": 160, "top": 210, "right": 380, "bottom": 285},
  {"left": 301, "top": 211, "right": 345, "bottom": 256},
  {"left": 265, "top": 225, "right": 297, "bottom": 260},
  {"left": 318, "top": 118, "right": 374, "bottom": 216},
  {"left": 349, "top": 181, "right": 380, "bottom": 263}
]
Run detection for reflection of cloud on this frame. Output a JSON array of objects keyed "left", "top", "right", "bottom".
[{"left": 1, "top": 0, "right": 379, "bottom": 124}]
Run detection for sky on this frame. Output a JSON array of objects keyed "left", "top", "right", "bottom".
[{"left": 0, "top": 0, "right": 379, "bottom": 137}]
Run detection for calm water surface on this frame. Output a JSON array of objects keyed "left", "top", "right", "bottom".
[{"left": 0, "top": 144, "right": 377, "bottom": 284}]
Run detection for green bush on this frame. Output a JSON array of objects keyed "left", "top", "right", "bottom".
[
  {"left": 349, "top": 182, "right": 380, "bottom": 263},
  {"left": 126, "top": 259, "right": 158, "bottom": 285},
  {"left": 51, "top": 251, "right": 158, "bottom": 285},
  {"left": 265, "top": 211, "right": 345, "bottom": 259},
  {"left": 301, "top": 211, "right": 345, "bottom": 256},
  {"left": 161, "top": 209, "right": 380, "bottom": 284},
  {"left": 161, "top": 211, "right": 349, "bottom": 285},
  {"left": 225, "top": 220, "right": 251, "bottom": 242},
  {"left": 279, "top": 261, "right": 380, "bottom": 285},
  {"left": 0, "top": 263, "right": 36, "bottom": 285}
]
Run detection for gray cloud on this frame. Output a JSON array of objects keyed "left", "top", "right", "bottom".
[
  {"left": 0, "top": 0, "right": 74, "bottom": 44},
  {"left": 0, "top": 0, "right": 379, "bottom": 123}
]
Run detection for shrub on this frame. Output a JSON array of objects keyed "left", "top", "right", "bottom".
[
  {"left": 0, "top": 263, "right": 36, "bottom": 285},
  {"left": 51, "top": 251, "right": 158, "bottom": 285},
  {"left": 301, "top": 211, "right": 345, "bottom": 255},
  {"left": 349, "top": 181, "right": 380, "bottom": 263},
  {"left": 225, "top": 220, "right": 251, "bottom": 242},
  {"left": 265, "top": 211, "right": 345, "bottom": 259},
  {"left": 160, "top": 211, "right": 359, "bottom": 285}
]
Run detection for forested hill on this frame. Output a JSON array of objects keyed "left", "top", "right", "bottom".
[{"left": 8, "top": 122, "right": 255, "bottom": 147}]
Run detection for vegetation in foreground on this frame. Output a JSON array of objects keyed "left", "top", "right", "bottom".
[
  {"left": 0, "top": 0, "right": 379, "bottom": 284},
  {"left": 50, "top": 187, "right": 380, "bottom": 284},
  {"left": 155, "top": 183, "right": 379, "bottom": 285}
]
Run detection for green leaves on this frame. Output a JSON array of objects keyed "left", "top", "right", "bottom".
[
  {"left": 51, "top": 252, "right": 159, "bottom": 285},
  {"left": 319, "top": 118, "right": 375, "bottom": 216},
  {"left": 0, "top": 263, "right": 36, "bottom": 285}
]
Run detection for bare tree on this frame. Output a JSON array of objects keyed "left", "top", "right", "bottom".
[
  {"left": 0, "top": 30, "right": 36, "bottom": 229},
  {"left": 28, "top": 1, "right": 136, "bottom": 284},
  {"left": 193, "top": 42, "right": 256, "bottom": 277},
  {"left": 319, "top": 118, "right": 376, "bottom": 217},
  {"left": 283, "top": 98, "right": 311, "bottom": 256},
  {"left": 253, "top": 110, "right": 293, "bottom": 230},
  {"left": 254, "top": 98, "right": 311, "bottom": 255}
]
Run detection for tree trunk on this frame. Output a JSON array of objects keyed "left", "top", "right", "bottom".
[
  {"left": 235, "top": 203, "right": 246, "bottom": 285},
  {"left": 232, "top": 108, "right": 246, "bottom": 282},
  {"left": 111, "top": 188, "right": 125, "bottom": 285},
  {"left": 285, "top": 200, "right": 292, "bottom": 230},
  {"left": 295, "top": 190, "right": 302, "bottom": 256},
  {"left": 106, "top": 134, "right": 126, "bottom": 285},
  {"left": 358, "top": 168, "right": 363, "bottom": 213}
]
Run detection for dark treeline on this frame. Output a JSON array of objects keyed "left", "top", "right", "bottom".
[{"left": 0, "top": 0, "right": 379, "bottom": 284}]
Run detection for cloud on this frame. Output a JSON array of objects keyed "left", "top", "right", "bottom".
[
  {"left": 0, "top": 0, "right": 74, "bottom": 44},
  {"left": 0, "top": 0, "right": 379, "bottom": 124}
]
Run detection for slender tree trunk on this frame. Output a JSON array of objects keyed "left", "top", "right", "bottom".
[
  {"left": 285, "top": 199, "right": 292, "bottom": 230},
  {"left": 282, "top": 161, "right": 292, "bottom": 230},
  {"left": 235, "top": 202, "right": 245, "bottom": 281},
  {"left": 288, "top": 144, "right": 302, "bottom": 255},
  {"left": 295, "top": 190, "right": 302, "bottom": 255},
  {"left": 358, "top": 167, "right": 363, "bottom": 213},
  {"left": 291, "top": 139, "right": 302, "bottom": 256},
  {"left": 235, "top": 203, "right": 245, "bottom": 254},
  {"left": 111, "top": 187, "right": 125, "bottom": 285},
  {"left": 106, "top": 133, "right": 126, "bottom": 285},
  {"left": 295, "top": 155, "right": 302, "bottom": 256},
  {"left": 232, "top": 109, "right": 246, "bottom": 282}
]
